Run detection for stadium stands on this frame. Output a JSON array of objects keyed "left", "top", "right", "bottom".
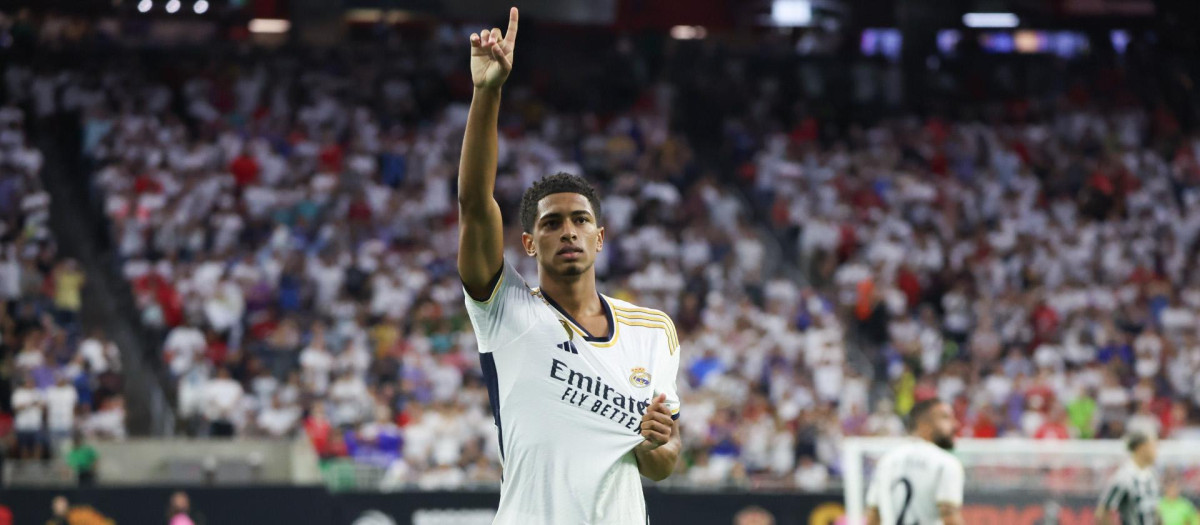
[{"left": 0, "top": 93, "right": 125, "bottom": 464}]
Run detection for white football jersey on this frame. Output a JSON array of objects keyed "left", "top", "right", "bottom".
[
  {"left": 464, "top": 260, "right": 682, "bottom": 525},
  {"left": 865, "top": 439, "right": 964, "bottom": 525}
]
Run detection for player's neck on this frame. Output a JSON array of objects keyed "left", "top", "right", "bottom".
[{"left": 537, "top": 268, "right": 601, "bottom": 317}]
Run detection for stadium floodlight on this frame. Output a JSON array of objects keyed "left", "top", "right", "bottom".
[
  {"left": 194, "top": 0, "right": 209, "bottom": 14},
  {"left": 1111, "top": 29, "right": 1130, "bottom": 54},
  {"left": 165, "top": 0, "right": 180, "bottom": 13},
  {"left": 670, "top": 25, "right": 706, "bottom": 40},
  {"left": 963, "top": 12, "right": 1019, "bottom": 28},
  {"left": 771, "top": 0, "right": 813, "bottom": 26},
  {"left": 137, "top": 0, "right": 152, "bottom": 12},
  {"left": 249, "top": 18, "right": 291, "bottom": 34}
]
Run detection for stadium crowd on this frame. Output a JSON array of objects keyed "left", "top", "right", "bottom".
[
  {"left": 0, "top": 94, "right": 126, "bottom": 467},
  {"left": 3, "top": 17, "right": 1200, "bottom": 492}
]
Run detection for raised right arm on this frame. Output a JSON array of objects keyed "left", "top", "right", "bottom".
[{"left": 458, "top": 8, "right": 518, "bottom": 301}]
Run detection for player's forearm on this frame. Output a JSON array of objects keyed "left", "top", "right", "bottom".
[
  {"left": 938, "top": 503, "right": 963, "bottom": 525},
  {"left": 865, "top": 508, "right": 880, "bottom": 525},
  {"left": 457, "top": 86, "right": 506, "bottom": 295},
  {"left": 458, "top": 87, "right": 502, "bottom": 211},
  {"left": 634, "top": 436, "right": 680, "bottom": 481},
  {"left": 1095, "top": 510, "right": 1114, "bottom": 525}
]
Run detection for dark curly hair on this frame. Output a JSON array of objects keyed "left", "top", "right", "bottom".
[
  {"left": 519, "top": 173, "right": 603, "bottom": 233},
  {"left": 907, "top": 398, "right": 943, "bottom": 431}
]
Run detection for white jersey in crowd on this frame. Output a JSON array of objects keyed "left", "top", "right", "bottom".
[
  {"left": 866, "top": 439, "right": 965, "bottom": 525},
  {"left": 465, "top": 260, "right": 682, "bottom": 525}
]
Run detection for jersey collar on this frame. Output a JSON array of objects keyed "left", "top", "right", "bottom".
[{"left": 537, "top": 289, "right": 616, "bottom": 344}]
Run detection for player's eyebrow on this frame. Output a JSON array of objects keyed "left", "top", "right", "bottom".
[{"left": 539, "top": 210, "right": 593, "bottom": 222}]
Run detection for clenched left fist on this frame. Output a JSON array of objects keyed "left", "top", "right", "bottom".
[{"left": 637, "top": 393, "right": 673, "bottom": 451}]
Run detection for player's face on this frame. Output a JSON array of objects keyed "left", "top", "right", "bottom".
[
  {"left": 1136, "top": 437, "right": 1158, "bottom": 465},
  {"left": 930, "top": 402, "right": 958, "bottom": 450},
  {"left": 524, "top": 192, "right": 604, "bottom": 278}
]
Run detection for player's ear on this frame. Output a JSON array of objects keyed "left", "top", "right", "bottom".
[
  {"left": 595, "top": 226, "right": 604, "bottom": 252},
  {"left": 521, "top": 232, "right": 536, "bottom": 257}
]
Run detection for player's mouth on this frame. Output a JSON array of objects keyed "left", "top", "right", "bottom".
[{"left": 557, "top": 246, "right": 584, "bottom": 260}]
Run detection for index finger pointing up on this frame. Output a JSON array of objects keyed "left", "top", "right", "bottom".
[{"left": 505, "top": 7, "right": 519, "bottom": 46}]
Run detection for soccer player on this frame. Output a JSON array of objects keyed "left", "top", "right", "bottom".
[
  {"left": 457, "top": 8, "right": 682, "bottom": 524},
  {"left": 1096, "top": 431, "right": 1161, "bottom": 525},
  {"left": 866, "top": 399, "right": 965, "bottom": 525}
]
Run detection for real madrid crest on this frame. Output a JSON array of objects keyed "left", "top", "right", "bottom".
[{"left": 629, "top": 367, "right": 651, "bottom": 388}]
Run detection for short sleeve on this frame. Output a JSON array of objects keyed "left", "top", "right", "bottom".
[
  {"left": 1098, "top": 477, "right": 1127, "bottom": 511},
  {"left": 657, "top": 342, "right": 681, "bottom": 421},
  {"left": 865, "top": 470, "right": 881, "bottom": 508},
  {"left": 463, "top": 259, "right": 540, "bottom": 354},
  {"left": 935, "top": 457, "right": 965, "bottom": 506}
]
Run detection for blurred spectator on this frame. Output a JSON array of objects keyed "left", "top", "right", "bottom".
[
  {"left": 47, "top": 495, "right": 69, "bottom": 525},
  {"left": 83, "top": 396, "right": 125, "bottom": 440},
  {"left": 163, "top": 324, "right": 205, "bottom": 378},
  {"left": 733, "top": 506, "right": 776, "bottom": 525},
  {"left": 1160, "top": 477, "right": 1200, "bottom": 525},
  {"left": 77, "top": 330, "right": 119, "bottom": 376},
  {"left": 45, "top": 374, "right": 77, "bottom": 453},
  {"left": 1034, "top": 406, "right": 1073, "bottom": 440},
  {"left": 50, "top": 259, "right": 83, "bottom": 328},
  {"left": 256, "top": 393, "right": 300, "bottom": 438},
  {"left": 166, "top": 491, "right": 206, "bottom": 525},
  {"left": 201, "top": 368, "right": 242, "bottom": 437},
  {"left": 793, "top": 456, "right": 829, "bottom": 492},
  {"left": 65, "top": 432, "right": 98, "bottom": 487},
  {"left": 12, "top": 375, "right": 44, "bottom": 458}
]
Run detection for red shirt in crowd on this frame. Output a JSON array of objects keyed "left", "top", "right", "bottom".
[
  {"left": 206, "top": 335, "right": 229, "bottom": 366},
  {"left": 319, "top": 143, "right": 344, "bottom": 172},
  {"left": 1034, "top": 421, "right": 1071, "bottom": 440},
  {"left": 305, "top": 415, "right": 333, "bottom": 455},
  {"left": 133, "top": 173, "right": 163, "bottom": 194},
  {"left": 229, "top": 154, "right": 260, "bottom": 187},
  {"left": 964, "top": 412, "right": 998, "bottom": 439},
  {"left": 1031, "top": 303, "right": 1060, "bottom": 340},
  {"left": 133, "top": 273, "right": 183, "bottom": 328},
  {"left": 896, "top": 265, "right": 921, "bottom": 308}
]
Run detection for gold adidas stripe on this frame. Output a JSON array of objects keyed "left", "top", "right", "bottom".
[
  {"left": 612, "top": 306, "right": 679, "bottom": 352},
  {"left": 614, "top": 313, "right": 678, "bottom": 355},
  {"left": 612, "top": 304, "right": 676, "bottom": 331},
  {"left": 614, "top": 315, "right": 677, "bottom": 352}
]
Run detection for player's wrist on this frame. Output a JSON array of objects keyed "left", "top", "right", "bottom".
[
  {"left": 473, "top": 85, "right": 503, "bottom": 97},
  {"left": 635, "top": 439, "right": 660, "bottom": 453}
]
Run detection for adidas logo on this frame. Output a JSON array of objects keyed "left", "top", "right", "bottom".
[{"left": 556, "top": 340, "right": 579, "bottom": 354}]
